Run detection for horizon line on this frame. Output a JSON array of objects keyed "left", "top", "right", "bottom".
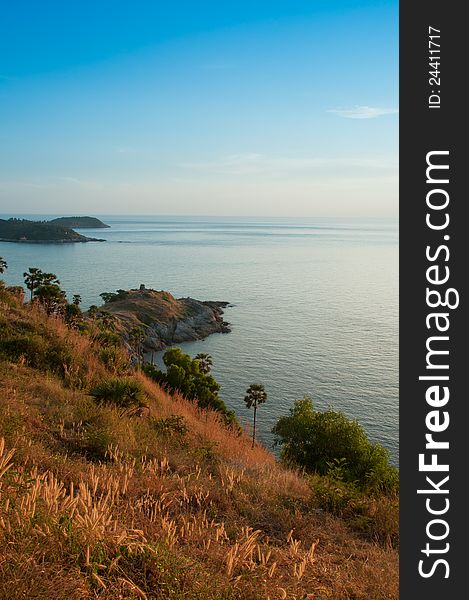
[{"left": 0, "top": 212, "right": 399, "bottom": 221}]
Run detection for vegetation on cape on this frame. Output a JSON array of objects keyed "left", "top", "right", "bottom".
[
  {"left": 0, "top": 218, "right": 104, "bottom": 242},
  {"left": 49, "top": 216, "right": 110, "bottom": 228},
  {"left": 96, "top": 286, "right": 231, "bottom": 353},
  {"left": 143, "top": 348, "right": 237, "bottom": 427}
]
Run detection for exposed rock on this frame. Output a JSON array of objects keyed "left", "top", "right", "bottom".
[{"left": 98, "top": 288, "right": 231, "bottom": 351}]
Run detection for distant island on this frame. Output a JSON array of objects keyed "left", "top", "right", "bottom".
[
  {"left": 0, "top": 218, "right": 105, "bottom": 243},
  {"left": 49, "top": 216, "right": 110, "bottom": 228},
  {"left": 97, "top": 286, "right": 231, "bottom": 350}
]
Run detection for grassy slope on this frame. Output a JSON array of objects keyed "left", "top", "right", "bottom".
[
  {"left": 101, "top": 290, "right": 185, "bottom": 331},
  {"left": 0, "top": 289, "right": 398, "bottom": 599}
]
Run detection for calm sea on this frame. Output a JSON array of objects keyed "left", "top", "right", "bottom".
[{"left": 1, "top": 215, "right": 398, "bottom": 462}]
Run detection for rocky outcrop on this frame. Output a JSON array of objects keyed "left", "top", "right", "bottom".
[
  {"left": 99, "top": 288, "right": 231, "bottom": 351},
  {"left": 0, "top": 218, "right": 105, "bottom": 243}
]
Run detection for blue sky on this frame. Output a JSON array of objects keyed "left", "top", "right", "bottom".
[{"left": 0, "top": 1, "right": 398, "bottom": 217}]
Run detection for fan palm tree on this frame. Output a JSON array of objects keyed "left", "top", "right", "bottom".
[
  {"left": 195, "top": 353, "right": 213, "bottom": 374},
  {"left": 0, "top": 257, "right": 7, "bottom": 275},
  {"left": 23, "top": 267, "right": 43, "bottom": 301},
  {"left": 35, "top": 283, "right": 67, "bottom": 315},
  {"left": 129, "top": 326, "right": 146, "bottom": 365},
  {"left": 244, "top": 384, "right": 267, "bottom": 448}
]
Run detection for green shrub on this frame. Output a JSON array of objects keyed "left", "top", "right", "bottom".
[
  {"left": 272, "top": 396, "right": 398, "bottom": 494},
  {"left": 310, "top": 473, "right": 398, "bottom": 547},
  {"left": 0, "top": 332, "right": 76, "bottom": 377},
  {"left": 143, "top": 349, "right": 238, "bottom": 427},
  {"left": 93, "top": 330, "right": 122, "bottom": 347},
  {"left": 99, "top": 347, "right": 129, "bottom": 374},
  {"left": 90, "top": 377, "right": 147, "bottom": 408},
  {"left": 0, "top": 333, "right": 48, "bottom": 364},
  {"left": 84, "top": 426, "right": 115, "bottom": 461},
  {"left": 192, "top": 443, "right": 220, "bottom": 471},
  {"left": 152, "top": 415, "right": 188, "bottom": 437},
  {"left": 310, "top": 474, "right": 364, "bottom": 516}
]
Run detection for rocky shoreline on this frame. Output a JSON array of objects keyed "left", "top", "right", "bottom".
[
  {"left": 98, "top": 288, "right": 231, "bottom": 351},
  {"left": 143, "top": 298, "right": 231, "bottom": 350}
]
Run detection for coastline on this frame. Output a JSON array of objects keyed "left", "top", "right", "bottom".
[
  {"left": 98, "top": 289, "right": 232, "bottom": 351},
  {"left": 0, "top": 238, "right": 106, "bottom": 243}
]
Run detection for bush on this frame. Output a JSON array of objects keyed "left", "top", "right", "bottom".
[
  {"left": 0, "top": 333, "right": 48, "bottom": 364},
  {"left": 90, "top": 377, "right": 147, "bottom": 409},
  {"left": 272, "top": 396, "right": 398, "bottom": 494},
  {"left": 143, "top": 349, "right": 238, "bottom": 427},
  {"left": 310, "top": 473, "right": 399, "bottom": 547},
  {"left": 93, "top": 331, "right": 122, "bottom": 347},
  {"left": 99, "top": 347, "right": 129, "bottom": 374},
  {"left": 0, "top": 332, "right": 78, "bottom": 378},
  {"left": 152, "top": 415, "right": 188, "bottom": 438},
  {"left": 310, "top": 474, "right": 364, "bottom": 516}
]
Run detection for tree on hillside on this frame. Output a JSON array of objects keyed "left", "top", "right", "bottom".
[
  {"left": 129, "top": 326, "right": 146, "bottom": 365},
  {"left": 143, "top": 348, "right": 237, "bottom": 427},
  {"left": 195, "top": 353, "right": 213, "bottom": 374},
  {"left": 244, "top": 384, "right": 267, "bottom": 448},
  {"left": 41, "top": 272, "right": 61, "bottom": 286},
  {"left": 64, "top": 302, "right": 82, "bottom": 328},
  {"left": 35, "top": 283, "right": 67, "bottom": 315},
  {"left": 0, "top": 257, "right": 7, "bottom": 274},
  {"left": 72, "top": 294, "right": 82, "bottom": 306},
  {"left": 99, "top": 290, "right": 128, "bottom": 304},
  {"left": 100, "top": 291, "right": 118, "bottom": 304},
  {"left": 23, "top": 267, "right": 43, "bottom": 301}
]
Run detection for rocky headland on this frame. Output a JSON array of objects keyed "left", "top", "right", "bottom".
[
  {"left": 98, "top": 287, "right": 231, "bottom": 350},
  {"left": 49, "top": 216, "right": 110, "bottom": 228},
  {"left": 0, "top": 218, "right": 105, "bottom": 243}
]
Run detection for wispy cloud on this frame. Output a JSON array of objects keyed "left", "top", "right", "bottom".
[
  {"left": 54, "top": 176, "right": 82, "bottom": 184},
  {"left": 328, "top": 105, "right": 399, "bottom": 119},
  {"left": 115, "top": 146, "right": 136, "bottom": 154},
  {"left": 180, "top": 153, "right": 397, "bottom": 175}
]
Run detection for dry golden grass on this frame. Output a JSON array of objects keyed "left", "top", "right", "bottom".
[{"left": 0, "top": 293, "right": 398, "bottom": 599}]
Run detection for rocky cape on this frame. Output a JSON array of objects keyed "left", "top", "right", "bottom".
[
  {"left": 98, "top": 288, "right": 231, "bottom": 351},
  {"left": 49, "top": 216, "right": 110, "bottom": 229},
  {"left": 0, "top": 218, "right": 105, "bottom": 243}
]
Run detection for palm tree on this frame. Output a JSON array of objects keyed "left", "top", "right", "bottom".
[
  {"left": 129, "top": 326, "right": 146, "bottom": 365},
  {"left": 41, "top": 272, "right": 60, "bottom": 286},
  {"left": 195, "top": 353, "right": 213, "bottom": 374},
  {"left": 244, "top": 384, "right": 267, "bottom": 448},
  {"left": 0, "top": 257, "right": 7, "bottom": 275},
  {"left": 23, "top": 267, "right": 43, "bottom": 301},
  {"left": 35, "top": 283, "right": 67, "bottom": 315},
  {"left": 72, "top": 294, "right": 82, "bottom": 306}
]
